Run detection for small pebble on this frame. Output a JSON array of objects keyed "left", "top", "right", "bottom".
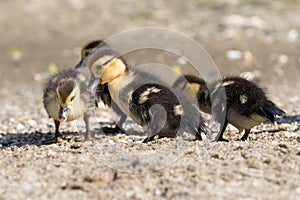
[
  {"left": 283, "top": 132, "right": 298, "bottom": 138},
  {"left": 125, "top": 190, "right": 135, "bottom": 198},
  {"left": 154, "top": 188, "right": 161, "bottom": 196},
  {"left": 33, "top": 73, "right": 43, "bottom": 82},
  {"left": 281, "top": 123, "right": 291, "bottom": 129},
  {"left": 60, "top": 182, "right": 68, "bottom": 190},
  {"left": 108, "top": 140, "right": 116, "bottom": 145},
  {"left": 9, "top": 118, "right": 15, "bottom": 123},
  {"left": 226, "top": 50, "right": 243, "bottom": 60},
  {"left": 16, "top": 123, "right": 25, "bottom": 131},
  {"left": 278, "top": 54, "right": 289, "bottom": 64},
  {"left": 27, "top": 119, "right": 37, "bottom": 127},
  {"left": 287, "top": 29, "right": 299, "bottom": 42}
]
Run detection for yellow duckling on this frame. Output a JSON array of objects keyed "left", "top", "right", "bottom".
[{"left": 43, "top": 68, "right": 93, "bottom": 142}]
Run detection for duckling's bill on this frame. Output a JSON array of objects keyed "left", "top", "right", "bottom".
[
  {"left": 58, "top": 106, "right": 69, "bottom": 122},
  {"left": 75, "top": 60, "right": 83, "bottom": 69},
  {"left": 88, "top": 75, "right": 101, "bottom": 92}
]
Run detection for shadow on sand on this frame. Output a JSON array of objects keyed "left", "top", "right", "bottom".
[{"left": 1, "top": 115, "right": 298, "bottom": 149}]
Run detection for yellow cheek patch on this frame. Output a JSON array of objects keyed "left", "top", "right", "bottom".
[
  {"left": 65, "top": 95, "right": 73, "bottom": 107},
  {"left": 101, "top": 59, "right": 126, "bottom": 83},
  {"left": 190, "top": 83, "right": 201, "bottom": 94}
]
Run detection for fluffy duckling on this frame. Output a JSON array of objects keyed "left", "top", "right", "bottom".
[
  {"left": 173, "top": 75, "right": 286, "bottom": 141},
  {"left": 43, "top": 68, "right": 92, "bottom": 141},
  {"left": 77, "top": 46, "right": 209, "bottom": 142},
  {"left": 76, "top": 40, "right": 127, "bottom": 133}
]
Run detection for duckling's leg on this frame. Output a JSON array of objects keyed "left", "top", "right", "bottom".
[
  {"left": 101, "top": 113, "right": 126, "bottom": 134},
  {"left": 54, "top": 119, "right": 61, "bottom": 138},
  {"left": 115, "top": 113, "right": 127, "bottom": 132},
  {"left": 83, "top": 112, "right": 93, "bottom": 141},
  {"left": 143, "top": 127, "right": 158, "bottom": 142},
  {"left": 43, "top": 119, "right": 61, "bottom": 144},
  {"left": 142, "top": 105, "right": 166, "bottom": 143},
  {"left": 240, "top": 129, "right": 251, "bottom": 141},
  {"left": 214, "top": 120, "right": 229, "bottom": 142}
]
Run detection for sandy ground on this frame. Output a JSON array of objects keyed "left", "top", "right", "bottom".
[{"left": 0, "top": 1, "right": 300, "bottom": 199}]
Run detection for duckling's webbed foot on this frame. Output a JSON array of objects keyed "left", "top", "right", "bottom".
[
  {"left": 84, "top": 133, "right": 94, "bottom": 141},
  {"left": 98, "top": 112, "right": 126, "bottom": 134},
  {"left": 212, "top": 121, "right": 229, "bottom": 142},
  {"left": 101, "top": 125, "right": 124, "bottom": 134},
  {"left": 42, "top": 136, "right": 58, "bottom": 145},
  {"left": 54, "top": 132, "right": 63, "bottom": 139},
  {"left": 217, "top": 137, "right": 229, "bottom": 142},
  {"left": 142, "top": 135, "right": 156, "bottom": 143},
  {"left": 43, "top": 133, "right": 63, "bottom": 145},
  {"left": 195, "top": 132, "right": 203, "bottom": 140},
  {"left": 240, "top": 129, "right": 250, "bottom": 141},
  {"left": 42, "top": 120, "right": 63, "bottom": 144}
]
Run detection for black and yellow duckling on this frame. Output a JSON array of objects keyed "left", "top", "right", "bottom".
[
  {"left": 43, "top": 68, "right": 93, "bottom": 142},
  {"left": 76, "top": 40, "right": 127, "bottom": 133},
  {"left": 173, "top": 75, "right": 286, "bottom": 141},
  {"left": 77, "top": 46, "right": 209, "bottom": 143}
]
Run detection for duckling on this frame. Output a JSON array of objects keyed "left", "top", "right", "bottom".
[
  {"left": 76, "top": 40, "right": 127, "bottom": 133},
  {"left": 173, "top": 75, "right": 286, "bottom": 141},
  {"left": 43, "top": 68, "right": 93, "bottom": 142},
  {"left": 77, "top": 47, "right": 209, "bottom": 142}
]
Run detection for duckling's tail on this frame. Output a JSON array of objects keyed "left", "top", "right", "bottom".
[{"left": 264, "top": 101, "right": 286, "bottom": 122}]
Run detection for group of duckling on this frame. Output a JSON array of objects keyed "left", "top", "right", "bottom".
[{"left": 43, "top": 40, "right": 285, "bottom": 143}]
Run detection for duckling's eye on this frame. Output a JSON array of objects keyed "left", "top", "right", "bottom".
[
  {"left": 96, "top": 65, "right": 102, "bottom": 71},
  {"left": 70, "top": 96, "right": 75, "bottom": 101}
]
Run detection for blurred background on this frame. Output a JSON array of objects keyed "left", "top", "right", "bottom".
[{"left": 0, "top": 0, "right": 299, "bottom": 113}]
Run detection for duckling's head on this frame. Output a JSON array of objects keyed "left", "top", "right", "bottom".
[
  {"left": 174, "top": 75, "right": 208, "bottom": 99},
  {"left": 75, "top": 40, "right": 126, "bottom": 90},
  {"left": 174, "top": 75, "right": 211, "bottom": 113},
  {"left": 87, "top": 52, "right": 127, "bottom": 90},
  {"left": 56, "top": 79, "right": 80, "bottom": 122},
  {"left": 75, "top": 40, "right": 108, "bottom": 69}
]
